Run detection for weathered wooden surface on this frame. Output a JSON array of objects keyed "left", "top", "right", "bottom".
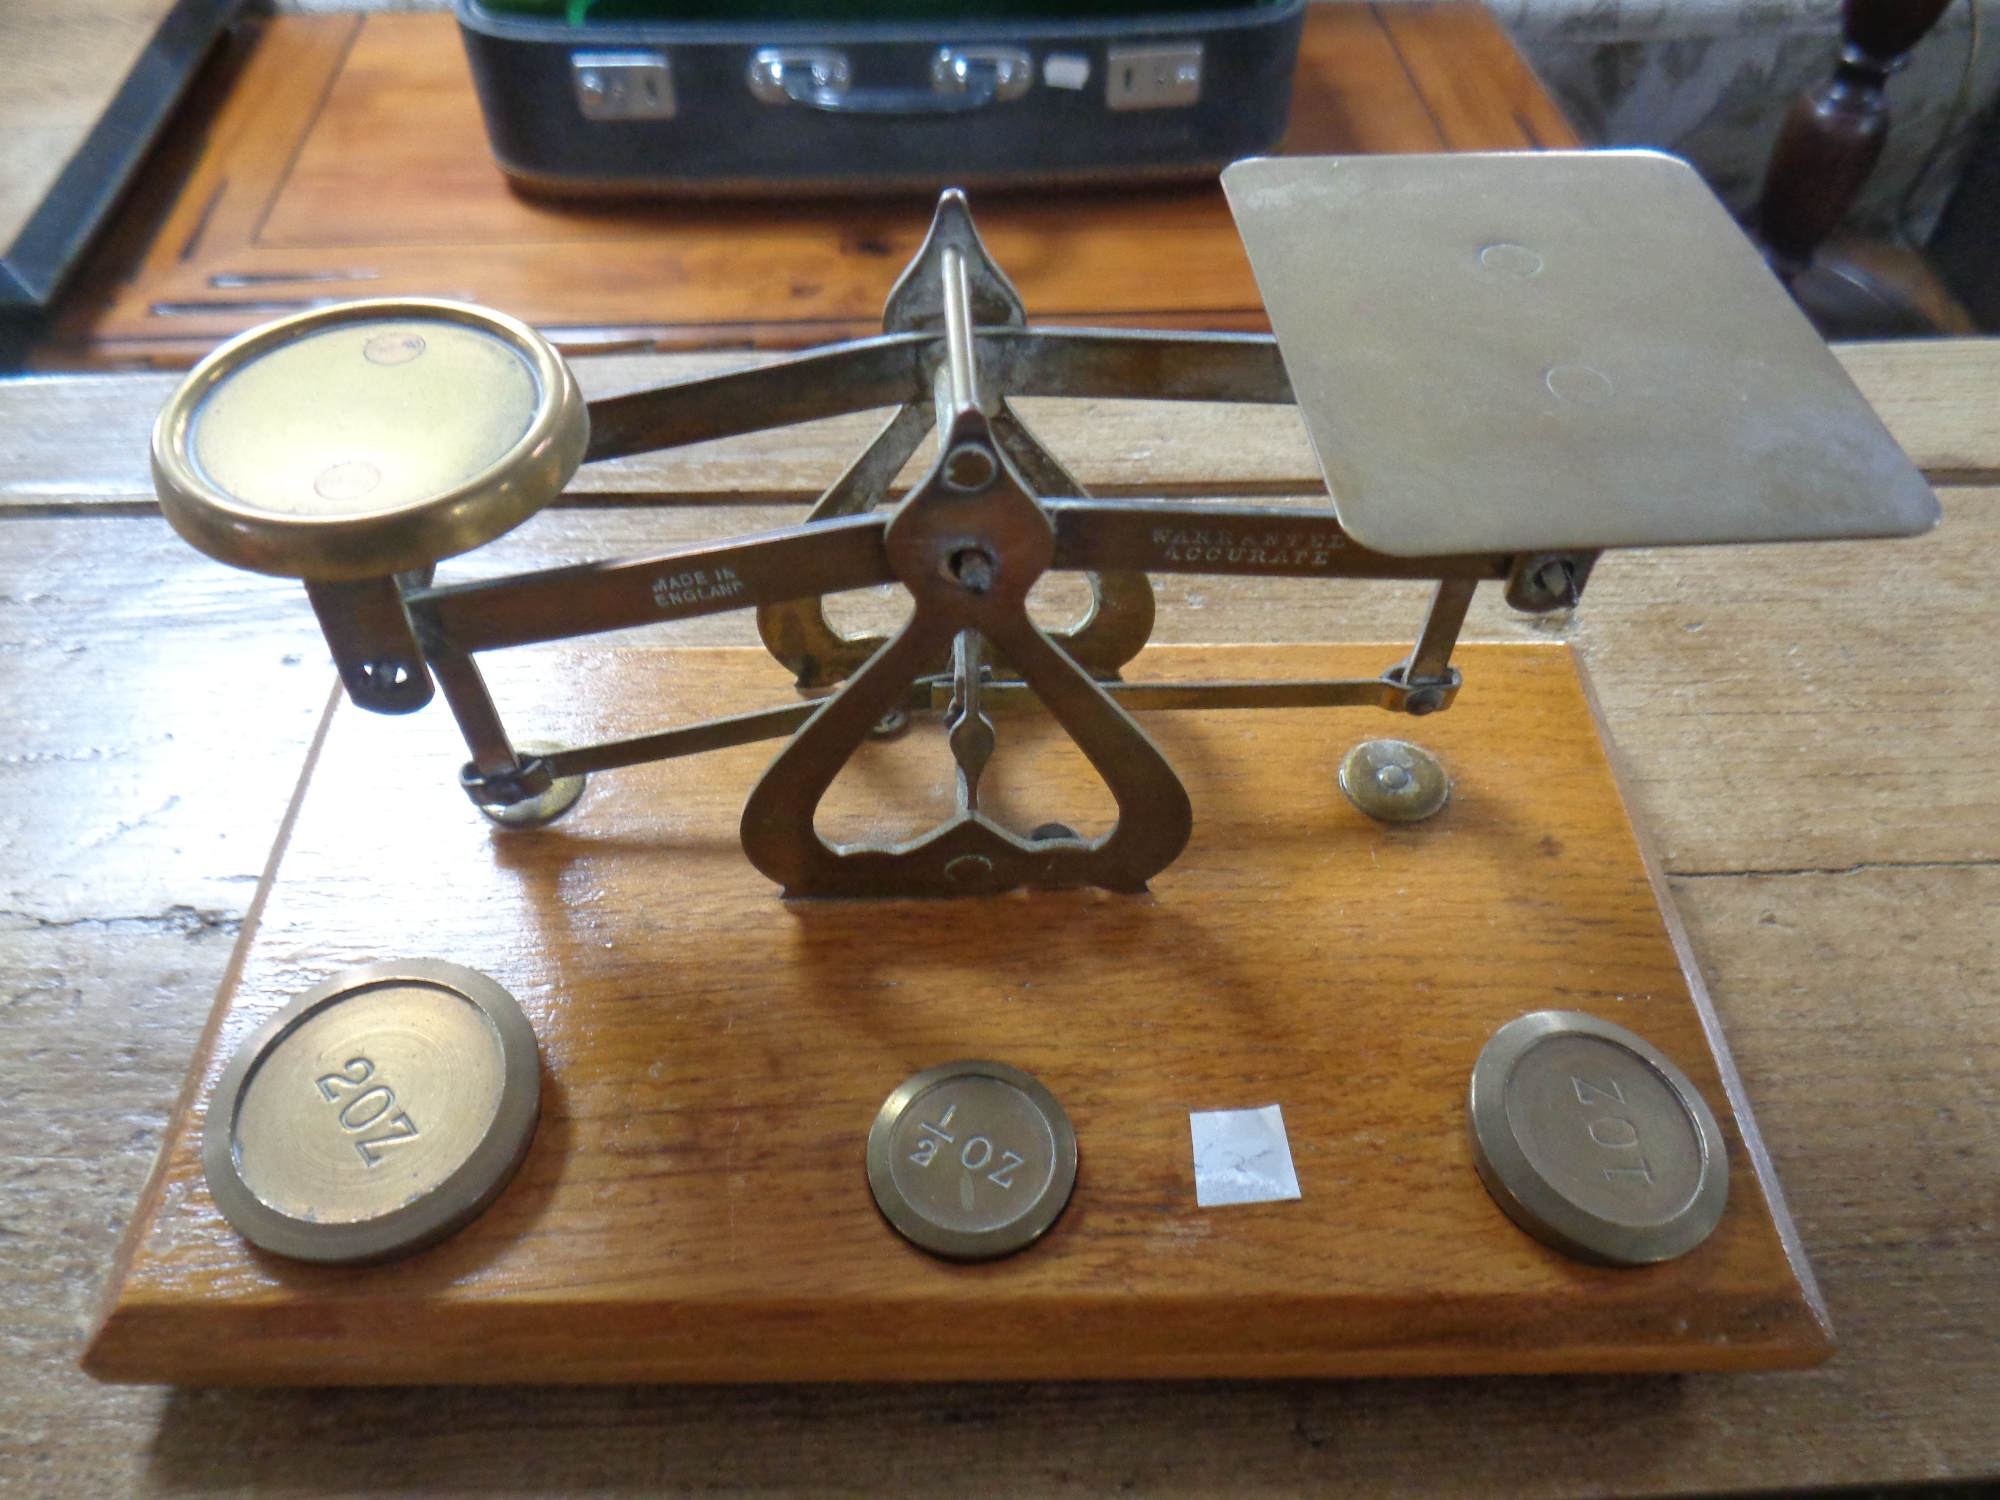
[
  {"left": 2, "top": 343, "right": 1997, "bottom": 1489},
  {"left": 7, "top": 340, "right": 1994, "bottom": 512},
  {"left": 37, "top": 3, "right": 1577, "bottom": 368},
  {"left": 1830, "top": 337, "right": 2000, "bottom": 483}
]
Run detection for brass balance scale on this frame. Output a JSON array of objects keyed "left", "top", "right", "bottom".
[{"left": 89, "top": 151, "right": 1935, "bottom": 1385}]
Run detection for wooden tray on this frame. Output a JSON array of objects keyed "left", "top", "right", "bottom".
[
  {"left": 86, "top": 643, "right": 1830, "bottom": 1383},
  {"left": 45, "top": 4, "right": 1577, "bottom": 366}
]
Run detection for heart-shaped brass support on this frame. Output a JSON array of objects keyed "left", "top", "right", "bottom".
[
  {"left": 740, "top": 234, "right": 1191, "bottom": 900},
  {"left": 739, "top": 408, "right": 1191, "bottom": 898},
  {"left": 755, "top": 189, "right": 1154, "bottom": 692}
]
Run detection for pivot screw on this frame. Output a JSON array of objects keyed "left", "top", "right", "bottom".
[
  {"left": 1404, "top": 685, "right": 1446, "bottom": 716},
  {"left": 1506, "top": 551, "right": 1591, "bottom": 613},
  {"left": 1533, "top": 558, "right": 1579, "bottom": 607},
  {"left": 947, "top": 547, "right": 997, "bottom": 593}
]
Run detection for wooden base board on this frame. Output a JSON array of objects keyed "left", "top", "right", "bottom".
[{"left": 87, "top": 643, "right": 1830, "bottom": 1384}]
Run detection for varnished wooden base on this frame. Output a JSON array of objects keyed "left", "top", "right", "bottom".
[{"left": 86, "top": 644, "right": 1829, "bottom": 1384}]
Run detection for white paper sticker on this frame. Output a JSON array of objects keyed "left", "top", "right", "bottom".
[{"left": 1189, "top": 1104, "right": 1303, "bottom": 1208}]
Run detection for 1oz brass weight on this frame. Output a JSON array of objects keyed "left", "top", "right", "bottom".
[{"left": 1467, "top": 1010, "right": 1729, "bottom": 1265}]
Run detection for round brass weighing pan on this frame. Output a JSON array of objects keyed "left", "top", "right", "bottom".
[{"left": 152, "top": 298, "right": 588, "bottom": 581}]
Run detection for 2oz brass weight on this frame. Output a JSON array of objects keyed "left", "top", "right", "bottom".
[{"left": 203, "top": 960, "right": 542, "bottom": 1264}]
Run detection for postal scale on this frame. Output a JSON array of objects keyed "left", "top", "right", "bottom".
[{"left": 88, "top": 151, "right": 1938, "bottom": 1385}]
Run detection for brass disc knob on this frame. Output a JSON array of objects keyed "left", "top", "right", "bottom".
[{"left": 152, "top": 298, "right": 588, "bottom": 580}]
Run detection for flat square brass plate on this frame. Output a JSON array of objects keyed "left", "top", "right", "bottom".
[{"left": 1222, "top": 151, "right": 1939, "bottom": 557}]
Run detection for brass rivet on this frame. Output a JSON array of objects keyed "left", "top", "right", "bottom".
[
  {"left": 944, "top": 853, "right": 994, "bottom": 883},
  {"left": 313, "top": 460, "right": 381, "bottom": 502},
  {"left": 363, "top": 331, "right": 427, "bottom": 365},
  {"left": 1478, "top": 241, "right": 1544, "bottom": 277},
  {"left": 1339, "top": 738, "right": 1450, "bottom": 822}
]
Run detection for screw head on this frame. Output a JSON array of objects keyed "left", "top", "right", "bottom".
[
  {"left": 1533, "top": 559, "right": 1579, "bottom": 607},
  {"left": 947, "top": 547, "right": 997, "bottom": 593},
  {"left": 1404, "top": 685, "right": 1446, "bottom": 715},
  {"left": 1338, "top": 738, "right": 1450, "bottom": 823}
]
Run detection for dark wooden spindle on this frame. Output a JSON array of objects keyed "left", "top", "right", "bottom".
[{"left": 1754, "top": 0, "right": 1956, "bottom": 279}]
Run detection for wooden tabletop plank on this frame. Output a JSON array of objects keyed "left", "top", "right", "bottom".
[
  {"left": 1832, "top": 338, "right": 2000, "bottom": 484},
  {"left": 10, "top": 341, "right": 1996, "bottom": 511}
]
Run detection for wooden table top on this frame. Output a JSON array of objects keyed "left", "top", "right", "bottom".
[
  {"left": 1, "top": 333, "right": 1997, "bottom": 1494},
  {"left": 38, "top": 1, "right": 1575, "bottom": 368}
]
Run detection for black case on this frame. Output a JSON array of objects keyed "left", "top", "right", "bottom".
[{"left": 456, "top": 0, "right": 1305, "bottom": 194}]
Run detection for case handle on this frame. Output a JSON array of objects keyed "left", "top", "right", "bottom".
[{"left": 747, "top": 47, "right": 1031, "bottom": 115}]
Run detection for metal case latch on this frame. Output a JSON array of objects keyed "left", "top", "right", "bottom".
[
  {"left": 571, "top": 51, "right": 676, "bottom": 121},
  {"left": 1105, "top": 41, "right": 1203, "bottom": 109}
]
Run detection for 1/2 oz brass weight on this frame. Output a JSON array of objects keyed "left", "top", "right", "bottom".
[
  {"left": 202, "top": 959, "right": 542, "bottom": 1264},
  {"left": 867, "top": 1060, "right": 1078, "bottom": 1261}
]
